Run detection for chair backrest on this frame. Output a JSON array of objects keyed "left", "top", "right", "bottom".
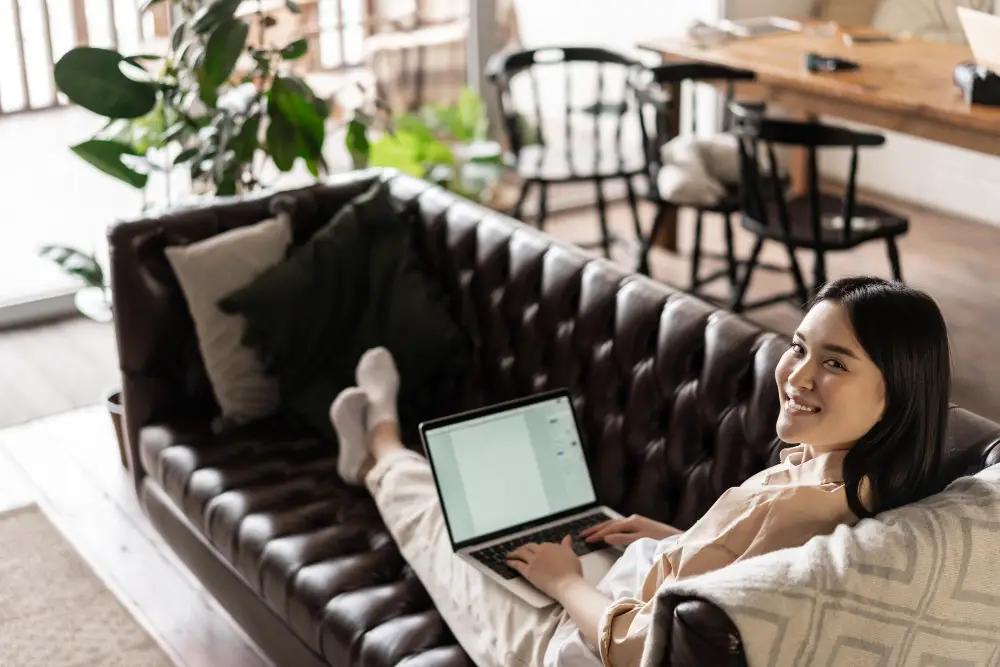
[
  {"left": 485, "top": 46, "right": 641, "bottom": 174},
  {"left": 728, "top": 101, "right": 885, "bottom": 247}
]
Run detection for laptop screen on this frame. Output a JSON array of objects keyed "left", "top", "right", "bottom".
[{"left": 424, "top": 395, "right": 597, "bottom": 546}]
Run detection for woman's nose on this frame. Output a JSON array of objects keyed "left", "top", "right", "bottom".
[{"left": 787, "top": 360, "right": 813, "bottom": 390}]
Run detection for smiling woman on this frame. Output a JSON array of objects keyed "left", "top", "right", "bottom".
[{"left": 787, "top": 276, "right": 952, "bottom": 519}]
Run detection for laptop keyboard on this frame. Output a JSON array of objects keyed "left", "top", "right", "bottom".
[{"left": 470, "top": 511, "right": 614, "bottom": 580}]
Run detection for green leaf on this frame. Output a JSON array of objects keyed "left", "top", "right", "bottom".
[
  {"left": 162, "top": 121, "right": 189, "bottom": 143},
  {"left": 173, "top": 146, "right": 199, "bottom": 165},
  {"left": 203, "top": 18, "right": 248, "bottom": 86},
  {"left": 232, "top": 112, "right": 261, "bottom": 162},
  {"left": 170, "top": 21, "right": 186, "bottom": 51},
  {"left": 266, "top": 109, "right": 297, "bottom": 171},
  {"left": 196, "top": 66, "right": 218, "bottom": 108},
  {"left": 192, "top": 0, "right": 242, "bottom": 35},
  {"left": 54, "top": 47, "right": 157, "bottom": 119},
  {"left": 457, "top": 87, "right": 488, "bottom": 141},
  {"left": 369, "top": 134, "right": 424, "bottom": 177},
  {"left": 38, "top": 245, "right": 105, "bottom": 288},
  {"left": 345, "top": 117, "right": 370, "bottom": 162},
  {"left": 280, "top": 38, "right": 308, "bottom": 61},
  {"left": 69, "top": 139, "right": 148, "bottom": 188},
  {"left": 305, "top": 156, "right": 319, "bottom": 177},
  {"left": 285, "top": 0, "right": 301, "bottom": 13},
  {"left": 270, "top": 75, "right": 324, "bottom": 157}
]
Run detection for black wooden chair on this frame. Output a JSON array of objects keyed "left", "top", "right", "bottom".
[
  {"left": 631, "top": 63, "right": 757, "bottom": 293},
  {"left": 728, "top": 102, "right": 909, "bottom": 313},
  {"left": 485, "top": 46, "right": 645, "bottom": 258}
]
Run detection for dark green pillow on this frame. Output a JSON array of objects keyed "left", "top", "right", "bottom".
[{"left": 219, "top": 180, "right": 470, "bottom": 440}]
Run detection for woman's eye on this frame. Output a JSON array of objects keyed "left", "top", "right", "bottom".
[
  {"left": 824, "top": 359, "right": 847, "bottom": 371},
  {"left": 790, "top": 342, "right": 805, "bottom": 355}
]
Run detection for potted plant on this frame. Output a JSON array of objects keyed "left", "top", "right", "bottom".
[
  {"left": 337, "top": 84, "right": 508, "bottom": 206},
  {"left": 53, "top": 0, "right": 330, "bottom": 197},
  {"left": 41, "top": 0, "right": 331, "bottom": 467}
]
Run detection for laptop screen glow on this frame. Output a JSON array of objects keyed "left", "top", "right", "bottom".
[{"left": 425, "top": 396, "right": 597, "bottom": 544}]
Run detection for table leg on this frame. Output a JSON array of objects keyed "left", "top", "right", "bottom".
[
  {"left": 651, "top": 80, "right": 683, "bottom": 253},
  {"left": 790, "top": 112, "right": 819, "bottom": 195}
]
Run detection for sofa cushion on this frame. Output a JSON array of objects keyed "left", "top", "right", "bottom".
[
  {"left": 219, "top": 179, "right": 471, "bottom": 441},
  {"left": 164, "top": 214, "right": 293, "bottom": 426},
  {"left": 138, "top": 419, "right": 459, "bottom": 665}
]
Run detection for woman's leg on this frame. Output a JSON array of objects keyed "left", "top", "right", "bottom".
[{"left": 332, "top": 348, "right": 564, "bottom": 667}]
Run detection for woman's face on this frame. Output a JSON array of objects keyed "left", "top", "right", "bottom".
[{"left": 775, "top": 300, "right": 886, "bottom": 453}]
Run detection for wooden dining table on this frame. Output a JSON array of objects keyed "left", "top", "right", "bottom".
[{"left": 638, "top": 26, "right": 1000, "bottom": 251}]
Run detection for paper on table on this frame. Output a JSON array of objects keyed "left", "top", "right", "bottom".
[{"left": 958, "top": 7, "right": 1000, "bottom": 73}]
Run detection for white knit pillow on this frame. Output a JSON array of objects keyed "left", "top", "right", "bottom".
[{"left": 165, "top": 214, "right": 292, "bottom": 426}]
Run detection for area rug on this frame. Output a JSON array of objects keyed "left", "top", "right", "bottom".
[{"left": 0, "top": 504, "right": 176, "bottom": 667}]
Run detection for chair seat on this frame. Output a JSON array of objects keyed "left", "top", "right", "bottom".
[
  {"left": 513, "top": 143, "right": 646, "bottom": 182},
  {"left": 646, "top": 179, "right": 742, "bottom": 214},
  {"left": 743, "top": 194, "right": 909, "bottom": 249}
]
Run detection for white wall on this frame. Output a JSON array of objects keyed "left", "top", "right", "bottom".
[{"left": 819, "top": 129, "right": 1000, "bottom": 227}]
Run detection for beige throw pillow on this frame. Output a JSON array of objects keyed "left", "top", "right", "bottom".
[{"left": 165, "top": 215, "right": 293, "bottom": 426}]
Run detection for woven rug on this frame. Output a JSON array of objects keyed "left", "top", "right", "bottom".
[{"left": 0, "top": 504, "right": 176, "bottom": 667}]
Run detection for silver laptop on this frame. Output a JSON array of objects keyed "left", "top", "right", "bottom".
[{"left": 420, "top": 389, "right": 624, "bottom": 608}]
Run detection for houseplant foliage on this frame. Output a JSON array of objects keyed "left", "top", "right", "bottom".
[
  {"left": 52, "top": 0, "right": 329, "bottom": 197},
  {"left": 339, "top": 85, "right": 505, "bottom": 204}
]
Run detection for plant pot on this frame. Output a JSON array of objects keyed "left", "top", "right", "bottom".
[{"left": 106, "top": 389, "right": 127, "bottom": 469}]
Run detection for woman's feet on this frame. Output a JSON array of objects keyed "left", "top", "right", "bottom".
[
  {"left": 330, "top": 347, "right": 405, "bottom": 486},
  {"left": 330, "top": 387, "right": 372, "bottom": 485},
  {"left": 355, "top": 346, "right": 400, "bottom": 431}
]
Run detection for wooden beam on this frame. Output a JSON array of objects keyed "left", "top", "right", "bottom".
[
  {"left": 11, "top": 0, "right": 30, "bottom": 110},
  {"left": 40, "top": 0, "right": 57, "bottom": 107},
  {"left": 72, "top": 0, "right": 90, "bottom": 47}
]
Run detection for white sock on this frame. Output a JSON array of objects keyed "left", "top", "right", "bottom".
[
  {"left": 355, "top": 347, "right": 400, "bottom": 431},
  {"left": 329, "top": 387, "right": 371, "bottom": 485}
]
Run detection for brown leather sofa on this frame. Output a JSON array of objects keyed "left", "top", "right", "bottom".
[{"left": 109, "top": 169, "right": 1000, "bottom": 667}]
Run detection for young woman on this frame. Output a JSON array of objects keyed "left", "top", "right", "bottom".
[{"left": 329, "top": 276, "right": 951, "bottom": 667}]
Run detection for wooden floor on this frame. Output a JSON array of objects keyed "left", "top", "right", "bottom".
[
  {"left": 0, "top": 407, "right": 273, "bottom": 667},
  {"left": 0, "top": 317, "right": 119, "bottom": 428}
]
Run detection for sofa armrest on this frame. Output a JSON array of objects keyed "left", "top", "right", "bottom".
[{"left": 647, "top": 595, "right": 745, "bottom": 667}]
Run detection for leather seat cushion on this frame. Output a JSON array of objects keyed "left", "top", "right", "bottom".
[{"left": 139, "top": 418, "right": 461, "bottom": 666}]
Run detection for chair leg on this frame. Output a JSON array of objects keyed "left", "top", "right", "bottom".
[
  {"left": 887, "top": 237, "right": 903, "bottom": 282},
  {"left": 812, "top": 248, "right": 828, "bottom": 297},
  {"left": 787, "top": 245, "right": 810, "bottom": 308},
  {"left": 512, "top": 181, "right": 531, "bottom": 221},
  {"left": 594, "top": 178, "right": 611, "bottom": 258},
  {"left": 536, "top": 181, "right": 549, "bottom": 231},
  {"left": 638, "top": 204, "right": 665, "bottom": 276},
  {"left": 723, "top": 212, "right": 737, "bottom": 290},
  {"left": 624, "top": 176, "right": 643, "bottom": 243},
  {"left": 690, "top": 209, "right": 704, "bottom": 291},
  {"left": 731, "top": 237, "right": 763, "bottom": 314}
]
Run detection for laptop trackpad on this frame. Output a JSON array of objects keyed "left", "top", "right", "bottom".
[{"left": 581, "top": 549, "right": 619, "bottom": 586}]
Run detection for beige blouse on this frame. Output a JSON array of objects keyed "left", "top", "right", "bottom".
[{"left": 597, "top": 445, "right": 857, "bottom": 667}]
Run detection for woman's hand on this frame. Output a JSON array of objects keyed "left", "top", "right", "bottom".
[
  {"left": 507, "top": 536, "right": 583, "bottom": 599},
  {"left": 579, "top": 514, "right": 682, "bottom": 546}
]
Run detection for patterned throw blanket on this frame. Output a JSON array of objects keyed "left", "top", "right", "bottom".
[{"left": 642, "top": 465, "right": 1000, "bottom": 667}]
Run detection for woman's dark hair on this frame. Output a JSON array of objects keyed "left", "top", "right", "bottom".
[{"left": 809, "top": 276, "right": 951, "bottom": 519}]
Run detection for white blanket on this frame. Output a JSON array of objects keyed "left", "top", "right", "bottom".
[{"left": 642, "top": 464, "right": 1000, "bottom": 667}]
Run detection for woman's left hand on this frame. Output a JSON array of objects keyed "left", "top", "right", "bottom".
[{"left": 507, "top": 536, "right": 583, "bottom": 600}]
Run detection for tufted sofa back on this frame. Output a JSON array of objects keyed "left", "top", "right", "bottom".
[{"left": 112, "top": 170, "right": 783, "bottom": 528}]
